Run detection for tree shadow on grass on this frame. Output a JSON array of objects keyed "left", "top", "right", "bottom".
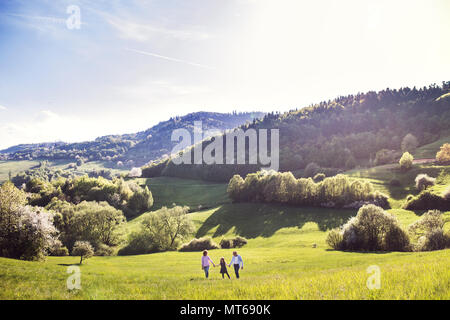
[{"left": 196, "top": 203, "right": 357, "bottom": 239}]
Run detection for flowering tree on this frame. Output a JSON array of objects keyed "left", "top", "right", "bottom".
[
  {"left": 129, "top": 167, "right": 142, "bottom": 178},
  {"left": 72, "top": 241, "right": 94, "bottom": 264}
]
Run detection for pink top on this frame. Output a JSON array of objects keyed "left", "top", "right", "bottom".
[{"left": 202, "top": 255, "right": 213, "bottom": 267}]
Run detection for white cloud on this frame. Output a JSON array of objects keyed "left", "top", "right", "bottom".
[
  {"left": 0, "top": 110, "right": 106, "bottom": 150},
  {"left": 0, "top": 105, "right": 7, "bottom": 110}
]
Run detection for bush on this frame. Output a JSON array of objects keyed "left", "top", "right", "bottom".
[
  {"left": 415, "top": 174, "right": 436, "bottom": 191},
  {"left": 403, "top": 190, "right": 450, "bottom": 211},
  {"left": 178, "top": 237, "right": 219, "bottom": 252},
  {"left": 219, "top": 236, "right": 248, "bottom": 249},
  {"left": 129, "top": 167, "right": 142, "bottom": 178},
  {"left": 95, "top": 244, "right": 114, "bottom": 256},
  {"left": 49, "top": 240, "right": 69, "bottom": 256},
  {"left": 326, "top": 228, "right": 344, "bottom": 250},
  {"left": 127, "top": 186, "right": 153, "bottom": 216},
  {"left": 228, "top": 171, "right": 389, "bottom": 209},
  {"left": 328, "top": 205, "right": 410, "bottom": 252},
  {"left": 389, "top": 179, "right": 401, "bottom": 187},
  {"left": 416, "top": 229, "right": 447, "bottom": 251},
  {"left": 0, "top": 204, "right": 58, "bottom": 261},
  {"left": 304, "top": 162, "right": 321, "bottom": 178},
  {"left": 399, "top": 152, "right": 413, "bottom": 170},
  {"left": 443, "top": 186, "right": 450, "bottom": 201},
  {"left": 409, "top": 210, "right": 448, "bottom": 251},
  {"left": 118, "top": 231, "right": 160, "bottom": 256},
  {"left": 120, "top": 206, "right": 194, "bottom": 255},
  {"left": 313, "top": 173, "right": 326, "bottom": 182},
  {"left": 436, "top": 143, "right": 450, "bottom": 164},
  {"left": 72, "top": 241, "right": 94, "bottom": 264}
]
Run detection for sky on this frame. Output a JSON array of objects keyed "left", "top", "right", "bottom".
[{"left": 0, "top": 0, "right": 449, "bottom": 149}]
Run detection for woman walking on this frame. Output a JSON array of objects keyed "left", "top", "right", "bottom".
[{"left": 201, "top": 250, "right": 215, "bottom": 278}]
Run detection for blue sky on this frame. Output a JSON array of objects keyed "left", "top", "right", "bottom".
[{"left": 0, "top": 0, "right": 449, "bottom": 149}]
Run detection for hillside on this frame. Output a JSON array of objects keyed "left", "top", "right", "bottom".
[
  {"left": 0, "top": 111, "right": 264, "bottom": 166},
  {"left": 1, "top": 162, "right": 449, "bottom": 299},
  {"left": 143, "top": 82, "right": 450, "bottom": 182}
]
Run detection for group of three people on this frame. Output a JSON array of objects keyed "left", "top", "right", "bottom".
[{"left": 201, "top": 250, "right": 244, "bottom": 279}]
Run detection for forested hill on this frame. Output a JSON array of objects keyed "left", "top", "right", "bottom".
[
  {"left": 0, "top": 111, "right": 265, "bottom": 166},
  {"left": 142, "top": 82, "right": 450, "bottom": 182}
]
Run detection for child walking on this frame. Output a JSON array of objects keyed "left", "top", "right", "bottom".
[{"left": 219, "top": 257, "right": 230, "bottom": 279}]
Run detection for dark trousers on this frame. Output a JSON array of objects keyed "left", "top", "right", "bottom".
[
  {"left": 221, "top": 271, "right": 230, "bottom": 279},
  {"left": 233, "top": 264, "right": 240, "bottom": 279}
]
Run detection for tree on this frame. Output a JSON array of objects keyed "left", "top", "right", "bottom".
[
  {"left": 227, "top": 175, "right": 244, "bottom": 202},
  {"left": 72, "top": 241, "right": 94, "bottom": 264},
  {"left": 139, "top": 206, "right": 194, "bottom": 251},
  {"left": 128, "top": 186, "right": 153, "bottom": 215},
  {"left": 49, "top": 200, "right": 125, "bottom": 250},
  {"left": 0, "top": 185, "right": 57, "bottom": 260},
  {"left": 399, "top": 152, "right": 413, "bottom": 170},
  {"left": 415, "top": 174, "right": 436, "bottom": 191},
  {"left": 436, "top": 143, "right": 450, "bottom": 163},
  {"left": 401, "top": 134, "right": 419, "bottom": 152},
  {"left": 129, "top": 167, "right": 142, "bottom": 178}
]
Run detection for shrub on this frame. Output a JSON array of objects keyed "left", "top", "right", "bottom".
[
  {"left": 127, "top": 186, "right": 154, "bottom": 216},
  {"left": 416, "top": 229, "right": 447, "bottom": 251},
  {"left": 178, "top": 237, "right": 219, "bottom": 252},
  {"left": 313, "top": 173, "right": 326, "bottom": 182},
  {"left": 399, "top": 152, "right": 413, "bottom": 170},
  {"left": 409, "top": 210, "right": 447, "bottom": 251},
  {"left": 330, "top": 205, "right": 410, "bottom": 252},
  {"left": 120, "top": 206, "right": 194, "bottom": 255},
  {"left": 0, "top": 204, "right": 58, "bottom": 261},
  {"left": 403, "top": 190, "right": 450, "bottom": 211},
  {"left": 436, "top": 143, "right": 450, "bottom": 164},
  {"left": 326, "top": 228, "right": 344, "bottom": 250},
  {"left": 118, "top": 231, "right": 160, "bottom": 256},
  {"left": 228, "top": 171, "right": 389, "bottom": 209},
  {"left": 72, "top": 241, "right": 94, "bottom": 264},
  {"left": 304, "top": 162, "right": 321, "bottom": 178},
  {"left": 415, "top": 174, "right": 436, "bottom": 191},
  {"left": 443, "top": 186, "right": 450, "bottom": 201},
  {"left": 220, "top": 236, "right": 248, "bottom": 249},
  {"left": 49, "top": 240, "right": 69, "bottom": 256},
  {"left": 129, "top": 167, "right": 142, "bottom": 178},
  {"left": 389, "top": 179, "right": 401, "bottom": 187},
  {"left": 409, "top": 210, "right": 444, "bottom": 237},
  {"left": 95, "top": 244, "right": 115, "bottom": 256}
]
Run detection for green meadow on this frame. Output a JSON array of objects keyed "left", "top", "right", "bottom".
[{"left": 0, "top": 156, "right": 449, "bottom": 300}]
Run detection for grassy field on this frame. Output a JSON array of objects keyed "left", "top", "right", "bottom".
[
  {"left": 0, "top": 160, "right": 42, "bottom": 182},
  {"left": 0, "top": 159, "right": 129, "bottom": 183},
  {"left": 0, "top": 161, "right": 449, "bottom": 299},
  {"left": 413, "top": 135, "right": 450, "bottom": 159}
]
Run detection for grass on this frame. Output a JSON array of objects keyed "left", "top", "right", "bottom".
[
  {"left": 0, "top": 162, "right": 450, "bottom": 299},
  {"left": 414, "top": 135, "right": 450, "bottom": 159},
  {"left": 137, "top": 177, "right": 230, "bottom": 210},
  {"left": 345, "top": 163, "right": 450, "bottom": 208},
  {"left": 0, "top": 160, "right": 41, "bottom": 182}
]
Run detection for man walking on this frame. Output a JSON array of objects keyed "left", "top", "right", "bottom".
[{"left": 229, "top": 251, "right": 244, "bottom": 279}]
